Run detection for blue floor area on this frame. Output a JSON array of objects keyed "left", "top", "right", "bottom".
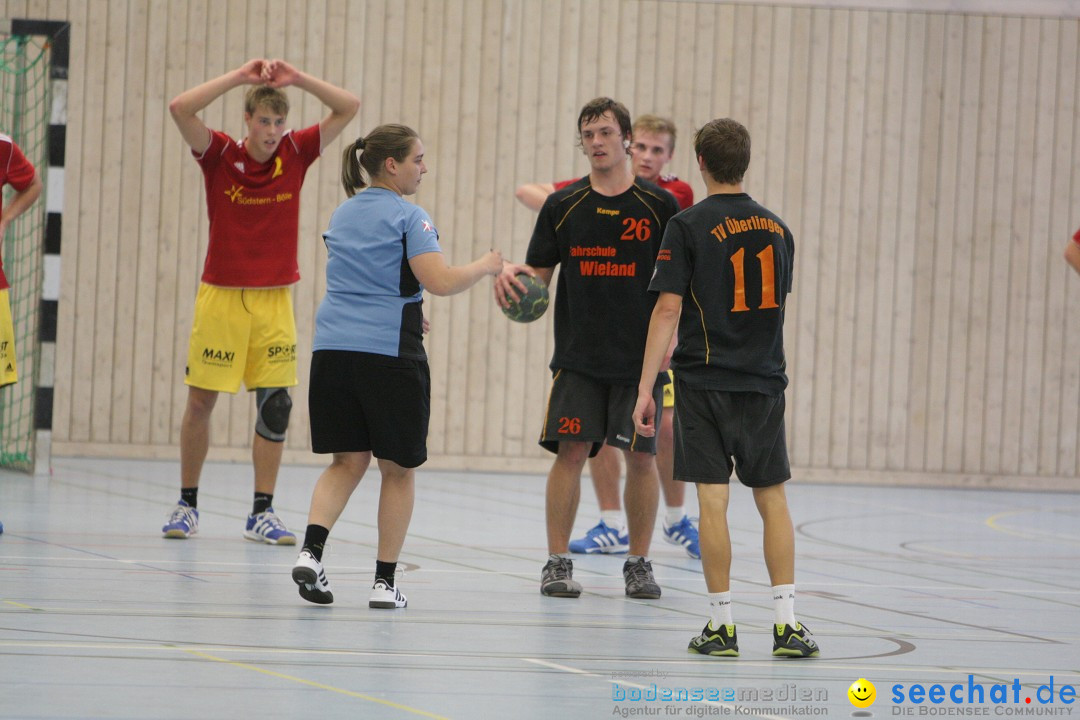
[{"left": 1, "top": 458, "right": 1077, "bottom": 719}]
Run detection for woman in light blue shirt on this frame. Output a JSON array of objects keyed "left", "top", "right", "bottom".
[{"left": 292, "top": 124, "right": 503, "bottom": 609}]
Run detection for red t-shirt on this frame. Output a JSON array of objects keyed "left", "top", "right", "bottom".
[
  {"left": 195, "top": 125, "right": 322, "bottom": 287},
  {"left": 0, "top": 135, "right": 38, "bottom": 290},
  {"left": 1073, "top": 227, "right": 1080, "bottom": 245},
  {"left": 656, "top": 174, "right": 694, "bottom": 210},
  {"left": 554, "top": 174, "right": 694, "bottom": 210}
]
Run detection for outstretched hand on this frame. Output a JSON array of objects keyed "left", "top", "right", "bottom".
[
  {"left": 263, "top": 59, "right": 301, "bottom": 88},
  {"left": 494, "top": 262, "right": 534, "bottom": 308},
  {"left": 482, "top": 250, "right": 504, "bottom": 276}
]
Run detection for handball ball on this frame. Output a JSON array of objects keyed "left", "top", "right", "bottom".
[{"left": 502, "top": 273, "right": 549, "bottom": 323}]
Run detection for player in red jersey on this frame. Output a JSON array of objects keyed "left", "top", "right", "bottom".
[
  {"left": 0, "top": 133, "right": 42, "bottom": 537},
  {"left": 514, "top": 115, "right": 699, "bottom": 560},
  {"left": 1065, "top": 228, "right": 1080, "bottom": 276},
  {"left": 0, "top": 133, "right": 43, "bottom": 391},
  {"left": 161, "top": 59, "right": 358, "bottom": 543}
]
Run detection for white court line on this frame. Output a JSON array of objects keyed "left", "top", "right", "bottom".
[
  {"left": 521, "top": 657, "right": 788, "bottom": 720},
  {"left": 523, "top": 658, "right": 608, "bottom": 678}
]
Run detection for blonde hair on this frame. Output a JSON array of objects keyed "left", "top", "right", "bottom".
[
  {"left": 633, "top": 114, "right": 677, "bottom": 151},
  {"left": 244, "top": 86, "right": 289, "bottom": 117}
]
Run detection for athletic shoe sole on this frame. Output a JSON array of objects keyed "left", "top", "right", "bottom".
[
  {"left": 576, "top": 544, "right": 628, "bottom": 554},
  {"left": 243, "top": 530, "right": 296, "bottom": 545},
  {"left": 662, "top": 534, "right": 700, "bottom": 559},
  {"left": 773, "top": 647, "right": 820, "bottom": 658},
  {"left": 292, "top": 566, "right": 334, "bottom": 604},
  {"left": 369, "top": 598, "right": 407, "bottom": 609},
  {"left": 772, "top": 624, "right": 820, "bottom": 657},
  {"left": 626, "top": 588, "right": 662, "bottom": 600},
  {"left": 369, "top": 587, "right": 407, "bottom": 609},
  {"left": 689, "top": 647, "right": 739, "bottom": 657}
]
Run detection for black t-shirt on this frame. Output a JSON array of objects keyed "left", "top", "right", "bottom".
[
  {"left": 526, "top": 177, "right": 680, "bottom": 384},
  {"left": 649, "top": 193, "right": 794, "bottom": 395}
]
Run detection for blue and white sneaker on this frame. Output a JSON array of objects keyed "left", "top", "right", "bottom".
[
  {"left": 162, "top": 500, "right": 199, "bottom": 539},
  {"left": 569, "top": 520, "right": 629, "bottom": 554},
  {"left": 243, "top": 508, "right": 296, "bottom": 545},
  {"left": 663, "top": 515, "right": 701, "bottom": 559}
]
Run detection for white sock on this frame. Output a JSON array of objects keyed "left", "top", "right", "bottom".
[
  {"left": 600, "top": 510, "right": 624, "bottom": 529},
  {"left": 772, "top": 584, "right": 796, "bottom": 626},
  {"left": 708, "top": 591, "right": 733, "bottom": 629},
  {"left": 664, "top": 506, "right": 685, "bottom": 528}
]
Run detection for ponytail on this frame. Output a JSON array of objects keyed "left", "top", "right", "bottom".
[
  {"left": 339, "top": 124, "right": 420, "bottom": 198},
  {"left": 341, "top": 138, "right": 367, "bottom": 197}
]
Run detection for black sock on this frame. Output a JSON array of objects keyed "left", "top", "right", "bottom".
[
  {"left": 375, "top": 560, "right": 397, "bottom": 587},
  {"left": 253, "top": 492, "right": 273, "bottom": 515},
  {"left": 302, "top": 524, "right": 330, "bottom": 562},
  {"left": 181, "top": 487, "right": 198, "bottom": 509}
]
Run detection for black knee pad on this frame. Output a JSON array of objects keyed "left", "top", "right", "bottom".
[{"left": 255, "top": 387, "right": 292, "bottom": 442}]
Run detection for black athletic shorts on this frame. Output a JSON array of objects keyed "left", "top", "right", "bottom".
[
  {"left": 673, "top": 379, "right": 790, "bottom": 487},
  {"left": 308, "top": 350, "right": 430, "bottom": 468},
  {"left": 539, "top": 369, "right": 664, "bottom": 456}
]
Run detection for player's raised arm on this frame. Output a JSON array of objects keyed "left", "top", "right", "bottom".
[
  {"left": 514, "top": 182, "right": 556, "bottom": 212},
  {"left": 263, "top": 59, "right": 359, "bottom": 151},
  {"left": 169, "top": 59, "right": 267, "bottom": 154}
]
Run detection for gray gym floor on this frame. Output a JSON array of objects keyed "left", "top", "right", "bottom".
[{"left": 1, "top": 457, "right": 1077, "bottom": 719}]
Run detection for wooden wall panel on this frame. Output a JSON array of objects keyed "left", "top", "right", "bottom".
[
  {"left": 4, "top": 0, "right": 1067, "bottom": 488},
  {"left": 1050, "top": 23, "right": 1078, "bottom": 476},
  {"left": 962, "top": 15, "right": 999, "bottom": 474},
  {"left": 945, "top": 14, "right": 981, "bottom": 474},
  {"left": 887, "top": 13, "right": 925, "bottom": 471}
]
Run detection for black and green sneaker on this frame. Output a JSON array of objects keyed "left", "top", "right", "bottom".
[
  {"left": 772, "top": 622, "right": 820, "bottom": 658},
  {"left": 688, "top": 621, "right": 739, "bottom": 657}
]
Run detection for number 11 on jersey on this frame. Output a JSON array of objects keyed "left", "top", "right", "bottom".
[{"left": 730, "top": 245, "right": 779, "bottom": 312}]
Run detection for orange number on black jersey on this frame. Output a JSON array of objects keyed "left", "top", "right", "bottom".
[
  {"left": 558, "top": 416, "right": 582, "bottom": 434},
  {"left": 620, "top": 217, "right": 652, "bottom": 241},
  {"left": 730, "top": 245, "right": 780, "bottom": 312}
]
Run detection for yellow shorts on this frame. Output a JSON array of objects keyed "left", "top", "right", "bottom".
[
  {"left": 185, "top": 284, "right": 298, "bottom": 393},
  {"left": 663, "top": 369, "right": 675, "bottom": 408},
  {"left": 0, "top": 289, "right": 17, "bottom": 387}
]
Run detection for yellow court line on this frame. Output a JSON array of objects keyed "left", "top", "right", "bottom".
[
  {"left": 182, "top": 649, "right": 450, "bottom": 720},
  {"left": 985, "top": 510, "right": 1080, "bottom": 544},
  {"left": 2, "top": 600, "right": 34, "bottom": 609}
]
